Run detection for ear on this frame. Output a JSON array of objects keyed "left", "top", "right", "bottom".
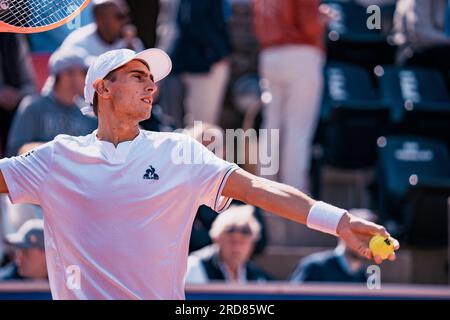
[{"left": 93, "top": 79, "right": 110, "bottom": 100}]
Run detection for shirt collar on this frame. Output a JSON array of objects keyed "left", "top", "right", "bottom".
[{"left": 91, "top": 129, "right": 144, "bottom": 164}]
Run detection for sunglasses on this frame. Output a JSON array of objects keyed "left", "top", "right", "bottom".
[
  {"left": 115, "top": 12, "right": 128, "bottom": 21},
  {"left": 224, "top": 225, "right": 253, "bottom": 236}
]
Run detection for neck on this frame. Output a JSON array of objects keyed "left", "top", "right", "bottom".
[
  {"left": 224, "top": 263, "right": 240, "bottom": 281},
  {"left": 97, "top": 115, "right": 140, "bottom": 147},
  {"left": 219, "top": 253, "right": 243, "bottom": 281},
  {"left": 53, "top": 86, "right": 75, "bottom": 106},
  {"left": 343, "top": 251, "right": 363, "bottom": 272}
]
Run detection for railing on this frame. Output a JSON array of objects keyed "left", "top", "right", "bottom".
[{"left": 0, "top": 281, "right": 449, "bottom": 300}]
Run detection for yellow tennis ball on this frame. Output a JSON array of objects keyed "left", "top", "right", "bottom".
[{"left": 369, "top": 235, "right": 395, "bottom": 260}]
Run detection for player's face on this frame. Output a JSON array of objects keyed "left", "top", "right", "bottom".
[
  {"left": 15, "top": 248, "right": 47, "bottom": 279},
  {"left": 104, "top": 59, "right": 157, "bottom": 122},
  {"left": 217, "top": 224, "right": 255, "bottom": 267}
]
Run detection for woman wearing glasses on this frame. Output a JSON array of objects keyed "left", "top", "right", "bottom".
[{"left": 185, "top": 205, "right": 272, "bottom": 283}]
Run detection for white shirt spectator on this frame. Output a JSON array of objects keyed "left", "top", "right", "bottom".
[{"left": 60, "top": 23, "right": 144, "bottom": 58}]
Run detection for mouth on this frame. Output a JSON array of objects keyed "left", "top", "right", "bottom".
[{"left": 141, "top": 98, "right": 152, "bottom": 105}]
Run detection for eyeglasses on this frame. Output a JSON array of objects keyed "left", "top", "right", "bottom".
[{"left": 224, "top": 225, "right": 253, "bottom": 236}]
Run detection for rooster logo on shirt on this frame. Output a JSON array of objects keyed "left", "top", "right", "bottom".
[{"left": 143, "top": 165, "right": 159, "bottom": 180}]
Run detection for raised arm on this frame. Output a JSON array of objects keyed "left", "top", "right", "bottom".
[{"left": 222, "top": 169, "right": 399, "bottom": 264}]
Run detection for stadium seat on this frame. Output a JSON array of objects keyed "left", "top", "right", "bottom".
[
  {"left": 323, "top": 0, "right": 396, "bottom": 68},
  {"left": 378, "top": 66, "right": 450, "bottom": 146},
  {"left": 377, "top": 135, "right": 450, "bottom": 246},
  {"left": 319, "top": 62, "right": 390, "bottom": 168},
  {"left": 311, "top": 62, "right": 389, "bottom": 198}
]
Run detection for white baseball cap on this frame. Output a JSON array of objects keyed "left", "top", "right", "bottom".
[{"left": 82, "top": 48, "right": 172, "bottom": 115}]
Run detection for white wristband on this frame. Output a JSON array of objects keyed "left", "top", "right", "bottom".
[{"left": 306, "top": 201, "right": 347, "bottom": 236}]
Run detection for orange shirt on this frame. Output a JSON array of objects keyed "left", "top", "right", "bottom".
[{"left": 253, "top": 0, "right": 325, "bottom": 51}]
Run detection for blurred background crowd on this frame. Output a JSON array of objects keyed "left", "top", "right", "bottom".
[{"left": 0, "top": 0, "right": 450, "bottom": 288}]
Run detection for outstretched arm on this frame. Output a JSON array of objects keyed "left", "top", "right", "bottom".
[{"left": 222, "top": 169, "right": 399, "bottom": 264}]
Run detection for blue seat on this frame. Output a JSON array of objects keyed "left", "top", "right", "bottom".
[
  {"left": 321, "top": 62, "right": 389, "bottom": 168},
  {"left": 311, "top": 62, "right": 389, "bottom": 197},
  {"left": 377, "top": 135, "right": 450, "bottom": 246},
  {"left": 323, "top": 0, "right": 396, "bottom": 68},
  {"left": 378, "top": 66, "right": 450, "bottom": 146}
]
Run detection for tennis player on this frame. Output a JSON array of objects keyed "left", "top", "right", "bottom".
[{"left": 0, "top": 48, "right": 399, "bottom": 299}]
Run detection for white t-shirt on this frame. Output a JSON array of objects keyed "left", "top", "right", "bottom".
[
  {"left": 61, "top": 23, "right": 145, "bottom": 57},
  {"left": 0, "top": 130, "right": 239, "bottom": 299}
]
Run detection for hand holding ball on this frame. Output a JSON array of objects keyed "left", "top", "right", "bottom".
[{"left": 369, "top": 235, "right": 395, "bottom": 260}]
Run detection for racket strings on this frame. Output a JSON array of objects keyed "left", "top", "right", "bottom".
[
  {"left": 0, "top": 0, "right": 85, "bottom": 28},
  {"left": 0, "top": 0, "right": 56, "bottom": 27},
  {"left": 7, "top": 0, "right": 76, "bottom": 27}
]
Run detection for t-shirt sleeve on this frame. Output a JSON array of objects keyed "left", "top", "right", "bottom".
[
  {"left": 0, "top": 141, "right": 54, "bottom": 205},
  {"left": 185, "top": 136, "right": 239, "bottom": 213}
]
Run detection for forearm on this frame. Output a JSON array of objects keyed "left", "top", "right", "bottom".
[
  {"left": 223, "top": 169, "right": 316, "bottom": 225},
  {"left": 246, "top": 177, "right": 316, "bottom": 225}
]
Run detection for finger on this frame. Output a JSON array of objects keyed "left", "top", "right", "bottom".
[
  {"left": 392, "top": 239, "right": 400, "bottom": 250},
  {"left": 374, "top": 255, "right": 383, "bottom": 265},
  {"left": 388, "top": 253, "right": 397, "bottom": 261},
  {"left": 353, "top": 220, "right": 390, "bottom": 237},
  {"left": 345, "top": 232, "right": 372, "bottom": 259}
]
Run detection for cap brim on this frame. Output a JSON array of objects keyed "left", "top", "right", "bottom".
[
  {"left": 133, "top": 48, "right": 172, "bottom": 83},
  {"left": 4, "top": 234, "right": 29, "bottom": 249},
  {"left": 108, "top": 48, "right": 172, "bottom": 83}
]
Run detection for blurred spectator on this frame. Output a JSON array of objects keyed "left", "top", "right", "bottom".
[
  {"left": 155, "top": 0, "right": 184, "bottom": 128},
  {"left": 0, "top": 219, "right": 46, "bottom": 281},
  {"left": 6, "top": 48, "right": 97, "bottom": 157},
  {"left": 0, "top": 34, "right": 36, "bottom": 157},
  {"left": 290, "top": 209, "right": 377, "bottom": 283},
  {"left": 253, "top": 0, "right": 326, "bottom": 192},
  {"left": 393, "top": 0, "right": 450, "bottom": 69},
  {"left": 60, "top": 0, "right": 144, "bottom": 57},
  {"left": 171, "top": 0, "right": 232, "bottom": 126},
  {"left": 125, "top": 0, "right": 160, "bottom": 48},
  {"left": 185, "top": 205, "right": 271, "bottom": 283}
]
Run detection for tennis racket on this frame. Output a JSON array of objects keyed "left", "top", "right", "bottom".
[{"left": 0, "top": 0, "right": 91, "bottom": 34}]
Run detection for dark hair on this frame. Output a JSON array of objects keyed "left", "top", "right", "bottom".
[
  {"left": 92, "top": 69, "right": 117, "bottom": 117},
  {"left": 92, "top": 2, "right": 113, "bottom": 18}
]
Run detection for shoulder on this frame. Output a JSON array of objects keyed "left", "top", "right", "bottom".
[
  {"left": 189, "top": 244, "right": 217, "bottom": 261},
  {"left": 62, "top": 23, "right": 96, "bottom": 46},
  {"left": 141, "top": 130, "right": 195, "bottom": 147},
  {"left": 246, "top": 261, "right": 273, "bottom": 280},
  {"left": 297, "top": 250, "right": 337, "bottom": 269},
  {"left": 52, "top": 132, "right": 94, "bottom": 150},
  {"left": 15, "top": 95, "right": 48, "bottom": 115}
]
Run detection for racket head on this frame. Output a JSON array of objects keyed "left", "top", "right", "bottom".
[{"left": 0, "top": 0, "right": 91, "bottom": 34}]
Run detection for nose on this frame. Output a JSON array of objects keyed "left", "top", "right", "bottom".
[{"left": 146, "top": 79, "right": 157, "bottom": 94}]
